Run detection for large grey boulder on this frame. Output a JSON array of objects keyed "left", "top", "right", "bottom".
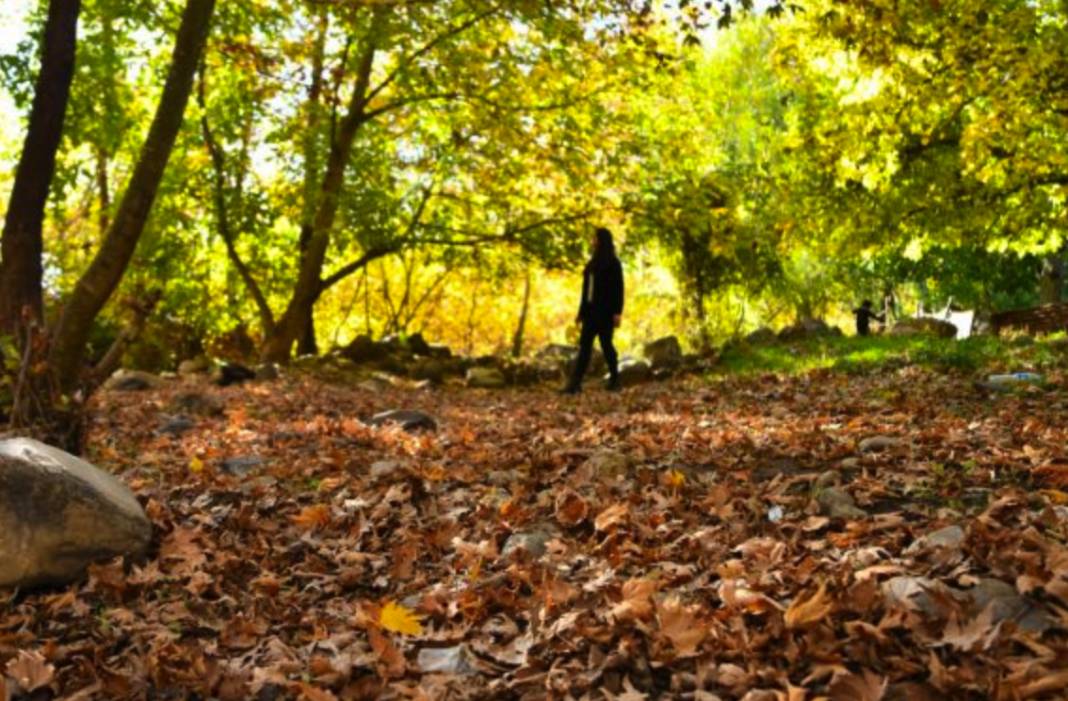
[
  {"left": 643, "top": 336, "right": 682, "bottom": 370},
  {"left": 104, "top": 369, "right": 162, "bottom": 392},
  {"left": 0, "top": 438, "right": 151, "bottom": 588},
  {"left": 890, "top": 318, "right": 957, "bottom": 339},
  {"left": 617, "top": 358, "right": 652, "bottom": 386}
]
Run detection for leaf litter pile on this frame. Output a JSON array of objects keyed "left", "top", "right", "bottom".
[{"left": 7, "top": 364, "right": 1068, "bottom": 700}]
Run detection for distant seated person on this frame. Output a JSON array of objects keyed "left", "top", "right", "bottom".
[{"left": 853, "top": 300, "right": 885, "bottom": 336}]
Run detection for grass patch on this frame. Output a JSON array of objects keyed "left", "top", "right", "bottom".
[{"left": 713, "top": 332, "right": 1068, "bottom": 378}]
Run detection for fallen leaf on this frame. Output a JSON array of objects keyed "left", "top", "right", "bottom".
[
  {"left": 785, "top": 581, "right": 834, "bottom": 629},
  {"left": 380, "top": 601, "right": 424, "bottom": 636}
]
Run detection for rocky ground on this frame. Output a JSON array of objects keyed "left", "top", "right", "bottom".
[{"left": 3, "top": 362, "right": 1068, "bottom": 700}]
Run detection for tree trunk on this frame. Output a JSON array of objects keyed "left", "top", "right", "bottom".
[
  {"left": 49, "top": 0, "right": 217, "bottom": 391},
  {"left": 0, "top": 0, "right": 80, "bottom": 335},
  {"left": 511, "top": 270, "right": 531, "bottom": 358},
  {"left": 298, "top": 313, "right": 319, "bottom": 356},
  {"left": 260, "top": 7, "right": 387, "bottom": 363},
  {"left": 1039, "top": 250, "right": 1065, "bottom": 305}
]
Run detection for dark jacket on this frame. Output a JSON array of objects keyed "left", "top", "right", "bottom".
[{"left": 578, "top": 255, "right": 624, "bottom": 325}]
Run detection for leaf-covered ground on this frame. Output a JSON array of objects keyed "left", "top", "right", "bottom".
[{"left": 7, "top": 363, "right": 1068, "bottom": 700}]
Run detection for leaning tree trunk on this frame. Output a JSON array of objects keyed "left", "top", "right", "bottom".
[
  {"left": 511, "top": 270, "right": 531, "bottom": 358},
  {"left": 260, "top": 7, "right": 387, "bottom": 363},
  {"left": 0, "top": 0, "right": 81, "bottom": 336},
  {"left": 49, "top": 0, "right": 217, "bottom": 391}
]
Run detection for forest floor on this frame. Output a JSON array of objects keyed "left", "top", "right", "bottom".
[{"left": 7, "top": 342, "right": 1068, "bottom": 700}]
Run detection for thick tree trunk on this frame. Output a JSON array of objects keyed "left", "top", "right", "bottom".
[
  {"left": 261, "top": 7, "right": 387, "bottom": 363},
  {"left": 0, "top": 0, "right": 80, "bottom": 335},
  {"left": 49, "top": 0, "right": 217, "bottom": 390},
  {"left": 298, "top": 314, "right": 319, "bottom": 356}
]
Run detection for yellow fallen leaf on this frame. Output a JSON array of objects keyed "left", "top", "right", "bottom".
[
  {"left": 1040, "top": 489, "right": 1068, "bottom": 505},
  {"left": 785, "top": 581, "right": 834, "bottom": 629},
  {"left": 667, "top": 469, "right": 686, "bottom": 488},
  {"left": 380, "top": 601, "right": 424, "bottom": 636},
  {"left": 189, "top": 456, "right": 204, "bottom": 474}
]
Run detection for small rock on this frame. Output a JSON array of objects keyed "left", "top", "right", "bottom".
[
  {"left": 840, "top": 457, "right": 861, "bottom": 469},
  {"left": 859, "top": 436, "right": 901, "bottom": 453},
  {"left": 814, "top": 470, "right": 840, "bottom": 490},
  {"left": 171, "top": 392, "right": 225, "bottom": 417},
  {"left": 643, "top": 336, "right": 683, "bottom": 370},
  {"left": 370, "top": 460, "right": 402, "bottom": 480},
  {"left": 417, "top": 645, "right": 477, "bottom": 675},
  {"left": 178, "top": 356, "right": 213, "bottom": 376},
  {"left": 882, "top": 576, "right": 948, "bottom": 618},
  {"left": 617, "top": 358, "right": 652, "bottom": 386},
  {"left": 817, "top": 487, "right": 867, "bottom": 519},
  {"left": 220, "top": 456, "right": 264, "bottom": 477},
  {"left": 964, "top": 578, "right": 1053, "bottom": 633},
  {"left": 157, "top": 415, "right": 195, "bottom": 437},
  {"left": 580, "top": 450, "right": 633, "bottom": 479},
  {"left": 0, "top": 438, "right": 151, "bottom": 588},
  {"left": 343, "top": 335, "right": 392, "bottom": 363},
  {"left": 105, "top": 369, "right": 162, "bottom": 392},
  {"left": 366, "top": 410, "right": 438, "bottom": 432},
  {"left": 890, "top": 318, "right": 957, "bottom": 339},
  {"left": 214, "top": 363, "right": 256, "bottom": 387},
  {"left": 745, "top": 327, "right": 777, "bottom": 346},
  {"left": 905, "top": 525, "right": 965, "bottom": 555},
  {"left": 255, "top": 363, "right": 280, "bottom": 381},
  {"left": 501, "top": 530, "right": 553, "bottom": 559},
  {"left": 407, "top": 333, "right": 432, "bottom": 357},
  {"left": 466, "top": 367, "right": 507, "bottom": 389}
]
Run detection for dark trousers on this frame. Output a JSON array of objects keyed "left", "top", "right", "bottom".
[{"left": 569, "top": 320, "right": 619, "bottom": 388}]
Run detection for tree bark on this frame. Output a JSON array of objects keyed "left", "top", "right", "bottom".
[
  {"left": 261, "top": 6, "right": 388, "bottom": 363},
  {"left": 0, "top": 0, "right": 81, "bottom": 335},
  {"left": 49, "top": 0, "right": 217, "bottom": 390},
  {"left": 1040, "top": 249, "right": 1066, "bottom": 305},
  {"left": 511, "top": 270, "right": 531, "bottom": 358}
]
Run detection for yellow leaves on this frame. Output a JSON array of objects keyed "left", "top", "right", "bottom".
[
  {"left": 1040, "top": 489, "right": 1068, "bottom": 506},
  {"left": 380, "top": 601, "right": 424, "bottom": 636},
  {"left": 291, "top": 504, "right": 331, "bottom": 530},
  {"left": 784, "top": 581, "right": 834, "bottom": 630},
  {"left": 666, "top": 469, "right": 686, "bottom": 489},
  {"left": 189, "top": 456, "right": 205, "bottom": 474}
]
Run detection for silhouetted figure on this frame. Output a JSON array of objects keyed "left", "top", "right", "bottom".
[
  {"left": 563, "top": 228, "right": 624, "bottom": 394},
  {"left": 853, "top": 299, "right": 885, "bottom": 337}
]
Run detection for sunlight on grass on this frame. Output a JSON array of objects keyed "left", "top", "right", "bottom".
[{"left": 713, "top": 333, "right": 1068, "bottom": 378}]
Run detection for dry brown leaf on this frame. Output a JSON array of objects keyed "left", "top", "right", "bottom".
[
  {"left": 554, "top": 489, "right": 590, "bottom": 527},
  {"left": 594, "top": 502, "right": 630, "bottom": 531},
  {"left": 611, "top": 578, "right": 657, "bottom": 622},
  {"left": 5, "top": 650, "right": 54, "bottom": 693},
  {"left": 292, "top": 504, "right": 332, "bottom": 530},
  {"left": 828, "top": 669, "right": 887, "bottom": 701},
  {"left": 657, "top": 598, "right": 707, "bottom": 656},
  {"left": 784, "top": 581, "right": 834, "bottom": 629}
]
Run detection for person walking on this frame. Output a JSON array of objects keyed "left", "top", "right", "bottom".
[{"left": 562, "top": 227, "right": 623, "bottom": 394}]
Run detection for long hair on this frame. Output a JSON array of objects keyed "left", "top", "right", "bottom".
[{"left": 592, "top": 227, "right": 616, "bottom": 263}]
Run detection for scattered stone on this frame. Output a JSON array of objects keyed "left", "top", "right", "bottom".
[
  {"left": 417, "top": 645, "right": 477, "bottom": 675},
  {"left": 963, "top": 578, "right": 1053, "bottom": 634},
  {"left": 890, "top": 318, "right": 957, "bottom": 339},
  {"left": 370, "top": 460, "right": 403, "bottom": 481},
  {"left": 817, "top": 487, "right": 867, "bottom": 519},
  {"left": 814, "top": 470, "right": 840, "bottom": 490},
  {"left": 220, "top": 456, "right": 264, "bottom": 477},
  {"left": 778, "top": 318, "right": 841, "bottom": 341},
  {"left": 366, "top": 410, "right": 438, "bottom": 432},
  {"left": 157, "top": 415, "right": 195, "bottom": 437},
  {"left": 407, "top": 333, "right": 432, "bottom": 356},
  {"left": 105, "top": 369, "right": 162, "bottom": 392},
  {"left": 343, "top": 335, "right": 393, "bottom": 363},
  {"left": 840, "top": 457, "right": 861, "bottom": 470},
  {"left": 643, "top": 336, "right": 683, "bottom": 370},
  {"left": 617, "top": 358, "right": 652, "bottom": 386},
  {"left": 255, "top": 363, "right": 280, "bottom": 381},
  {"left": 214, "top": 363, "right": 256, "bottom": 387},
  {"left": 0, "top": 438, "right": 151, "bottom": 588},
  {"left": 859, "top": 435, "right": 901, "bottom": 453},
  {"left": 905, "top": 525, "right": 966, "bottom": 555},
  {"left": 580, "top": 450, "right": 633, "bottom": 480},
  {"left": 745, "top": 327, "right": 777, "bottom": 346},
  {"left": 178, "top": 356, "right": 213, "bottom": 376},
  {"left": 882, "top": 576, "right": 948, "bottom": 618},
  {"left": 501, "top": 529, "right": 553, "bottom": 559},
  {"left": 171, "top": 391, "right": 225, "bottom": 417},
  {"left": 466, "top": 367, "right": 507, "bottom": 389},
  {"left": 425, "top": 343, "right": 453, "bottom": 358}
]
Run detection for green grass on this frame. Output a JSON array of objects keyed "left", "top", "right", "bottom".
[{"left": 713, "top": 332, "right": 1068, "bottom": 378}]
